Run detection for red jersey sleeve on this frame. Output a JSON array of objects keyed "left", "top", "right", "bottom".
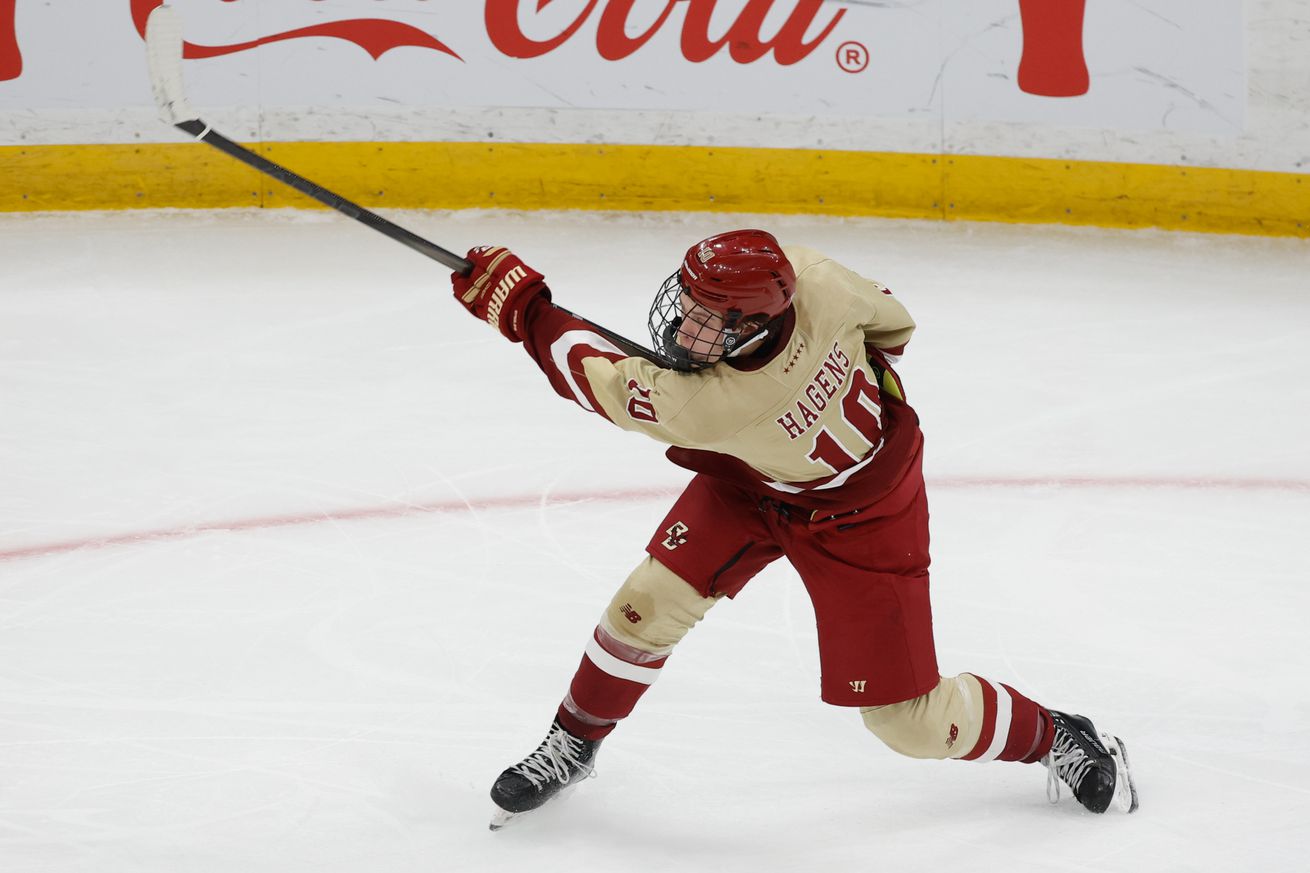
[{"left": 518, "top": 297, "right": 634, "bottom": 422}]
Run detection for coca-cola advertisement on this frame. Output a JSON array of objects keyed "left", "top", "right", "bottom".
[{"left": 0, "top": 0, "right": 1244, "bottom": 145}]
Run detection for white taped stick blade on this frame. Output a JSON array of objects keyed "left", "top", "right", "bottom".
[{"left": 146, "top": 5, "right": 197, "bottom": 125}]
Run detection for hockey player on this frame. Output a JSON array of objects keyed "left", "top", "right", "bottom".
[{"left": 450, "top": 230, "right": 1138, "bottom": 829}]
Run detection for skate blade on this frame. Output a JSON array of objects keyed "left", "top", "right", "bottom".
[
  {"left": 1105, "top": 734, "right": 1140, "bottom": 813},
  {"left": 487, "top": 770, "right": 595, "bottom": 831},
  {"left": 489, "top": 807, "right": 520, "bottom": 831}
]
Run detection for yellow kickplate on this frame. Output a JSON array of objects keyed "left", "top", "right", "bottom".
[{"left": 2, "top": 141, "right": 1305, "bottom": 238}]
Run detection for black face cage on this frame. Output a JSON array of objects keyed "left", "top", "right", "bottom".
[{"left": 648, "top": 271, "right": 755, "bottom": 372}]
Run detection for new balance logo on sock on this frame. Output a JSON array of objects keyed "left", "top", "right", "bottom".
[
  {"left": 620, "top": 603, "right": 642, "bottom": 624},
  {"left": 849, "top": 680, "right": 866, "bottom": 693}
]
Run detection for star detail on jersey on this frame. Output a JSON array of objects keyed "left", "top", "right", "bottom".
[{"left": 781, "top": 341, "right": 807, "bottom": 374}]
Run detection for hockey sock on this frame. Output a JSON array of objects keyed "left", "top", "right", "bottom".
[
  {"left": 556, "top": 622, "right": 668, "bottom": 740},
  {"left": 958, "top": 674, "right": 1054, "bottom": 763}
]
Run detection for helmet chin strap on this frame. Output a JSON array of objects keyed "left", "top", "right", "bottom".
[
  {"left": 657, "top": 313, "right": 772, "bottom": 370},
  {"left": 724, "top": 328, "right": 770, "bottom": 358},
  {"left": 660, "top": 318, "right": 698, "bottom": 370}
]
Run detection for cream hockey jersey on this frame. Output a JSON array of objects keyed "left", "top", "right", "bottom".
[{"left": 519, "top": 246, "right": 923, "bottom": 517}]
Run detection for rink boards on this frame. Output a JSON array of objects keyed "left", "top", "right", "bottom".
[
  {"left": 1, "top": 1, "right": 1307, "bottom": 236},
  {"left": 3, "top": 141, "right": 1305, "bottom": 237}
]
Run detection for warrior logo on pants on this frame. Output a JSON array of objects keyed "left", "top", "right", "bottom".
[{"left": 662, "top": 522, "right": 689, "bottom": 550}]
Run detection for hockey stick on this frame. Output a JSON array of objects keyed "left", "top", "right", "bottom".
[{"left": 144, "top": 5, "right": 665, "bottom": 364}]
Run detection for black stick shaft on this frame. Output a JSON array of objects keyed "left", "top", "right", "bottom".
[
  {"left": 552, "top": 306, "right": 663, "bottom": 363},
  {"left": 176, "top": 119, "right": 471, "bottom": 273},
  {"left": 174, "top": 119, "right": 665, "bottom": 365}
]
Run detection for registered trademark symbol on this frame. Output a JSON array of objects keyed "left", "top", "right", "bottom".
[{"left": 836, "top": 41, "right": 869, "bottom": 73}]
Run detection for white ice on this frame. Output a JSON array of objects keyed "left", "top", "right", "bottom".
[{"left": 1, "top": 208, "right": 1308, "bottom": 873}]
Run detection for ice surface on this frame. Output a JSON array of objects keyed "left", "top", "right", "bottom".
[{"left": 1, "top": 208, "right": 1308, "bottom": 872}]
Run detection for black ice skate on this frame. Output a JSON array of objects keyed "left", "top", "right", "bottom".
[
  {"left": 1043, "top": 710, "right": 1139, "bottom": 814},
  {"left": 489, "top": 718, "right": 602, "bottom": 830}
]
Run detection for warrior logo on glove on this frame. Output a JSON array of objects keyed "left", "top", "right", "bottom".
[{"left": 452, "top": 246, "right": 551, "bottom": 343}]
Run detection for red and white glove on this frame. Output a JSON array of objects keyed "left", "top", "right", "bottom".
[{"left": 451, "top": 246, "right": 550, "bottom": 342}]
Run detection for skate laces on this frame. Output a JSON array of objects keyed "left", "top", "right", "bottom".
[
  {"left": 1044, "top": 729, "right": 1094, "bottom": 804},
  {"left": 511, "top": 726, "right": 592, "bottom": 789}
]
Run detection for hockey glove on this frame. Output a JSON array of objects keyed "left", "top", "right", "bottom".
[{"left": 452, "top": 246, "right": 551, "bottom": 343}]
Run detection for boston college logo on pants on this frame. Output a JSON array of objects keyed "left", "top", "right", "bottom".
[{"left": 662, "top": 522, "right": 689, "bottom": 550}]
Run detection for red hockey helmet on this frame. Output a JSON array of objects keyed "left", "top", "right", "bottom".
[
  {"left": 649, "top": 230, "right": 796, "bottom": 370},
  {"left": 678, "top": 229, "right": 796, "bottom": 322}
]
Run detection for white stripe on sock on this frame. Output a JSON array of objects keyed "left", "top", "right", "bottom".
[
  {"left": 975, "top": 681, "right": 1014, "bottom": 763},
  {"left": 584, "top": 635, "right": 662, "bottom": 686}
]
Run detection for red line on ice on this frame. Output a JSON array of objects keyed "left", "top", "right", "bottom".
[{"left": 1, "top": 475, "right": 1306, "bottom": 564}]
